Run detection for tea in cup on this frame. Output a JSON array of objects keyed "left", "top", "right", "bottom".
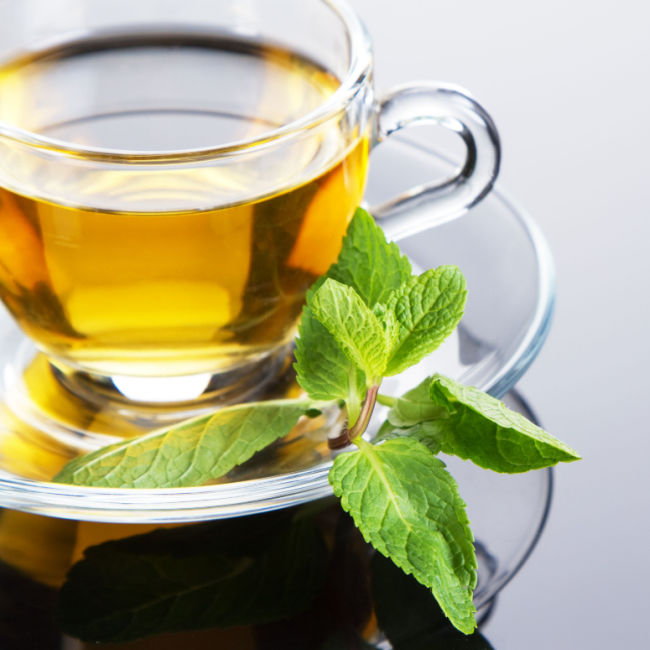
[{"left": 0, "top": 0, "right": 499, "bottom": 413}]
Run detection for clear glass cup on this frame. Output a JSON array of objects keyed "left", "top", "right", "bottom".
[{"left": 0, "top": 0, "right": 499, "bottom": 410}]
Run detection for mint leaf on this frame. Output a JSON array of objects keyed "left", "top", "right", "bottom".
[
  {"left": 372, "top": 300, "right": 399, "bottom": 342},
  {"left": 295, "top": 306, "right": 366, "bottom": 401},
  {"left": 294, "top": 287, "right": 366, "bottom": 425},
  {"left": 371, "top": 553, "right": 494, "bottom": 650},
  {"left": 430, "top": 374, "right": 581, "bottom": 472},
  {"left": 53, "top": 400, "right": 312, "bottom": 487},
  {"left": 377, "top": 420, "right": 446, "bottom": 454},
  {"left": 384, "top": 266, "right": 467, "bottom": 376},
  {"left": 57, "top": 514, "right": 328, "bottom": 643},
  {"left": 376, "top": 377, "right": 449, "bottom": 453},
  {"left": 326, "top": 207, "right": 412, "bottom": 307},
  {"left": 310, "top": 278, "right": 393, "bottom": 381},
  {"left": 385, "top": 376, "right": 449, "bottom": 427},
  {"left": 329, "top": 437, "right": 477, "bottom": 634}
]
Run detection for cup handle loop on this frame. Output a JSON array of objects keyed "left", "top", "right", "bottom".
[{"left": 368, "top": 82, "right": 501, "bottom": 240}]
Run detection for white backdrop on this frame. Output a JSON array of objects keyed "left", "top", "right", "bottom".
[{"left": 348, "top": 1, "right": 650, "bottom": 647}]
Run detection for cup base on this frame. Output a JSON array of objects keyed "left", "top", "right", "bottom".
[
  {"left": 50, "top": 343, "right": 292, "bottom": 409},
  {"left": 0, "top": 337, "right": 308, "bottom": 453}
]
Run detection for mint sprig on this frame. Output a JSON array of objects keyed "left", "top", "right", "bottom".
[{"left": 54, "top": 207, "right": 579, "bottom": 634}]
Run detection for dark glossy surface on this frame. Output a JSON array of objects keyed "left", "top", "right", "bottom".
[{"left": 0, "top": 500, "right": 495, "bottom": 650}]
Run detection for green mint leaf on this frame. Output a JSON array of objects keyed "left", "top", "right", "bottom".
[
  {"left": 310, "top": 278, "right": 393, "bottom": 381},
  {"left": 384, "top": 266, "right": 467, "bottom": 376},
  {"left": 294, "top": 304, "right": 366, "bottom": 424},
  {"left": 376, "top": 420, "right": 446, "bottom": 454},
  {"left": 329, "top": 437, "right": 477, "bottom": 634},
  {"left": 57, "top": 514, "right": 328, "bottom": 643},
  {"left": 385, "top": 376, "right": 449, "bottom": 427},
  {"left": 430, "top": 374, "right": 581, "bottom": 472},
  {"left": 372, "top": 300, "right": 400, "bottom": 343},
  {"left": 371, "top": 553, "right": 494, "bottom": 650},
  {"left": 325, "top": 207, "right": 412, "bottom": 307},
  {"left": 53, "top": 400, "right": 312, "bottom": 487},
  {"left": 375, "top": 376, "right": 450, "bottom": 453}
]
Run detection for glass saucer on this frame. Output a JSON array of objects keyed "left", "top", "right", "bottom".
[{"left": 0, "top": 136, "right": 555, "bottom": 523}]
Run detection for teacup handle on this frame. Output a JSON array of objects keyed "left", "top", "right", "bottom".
[{"left": 368, "top": 82, "right": 501, "bottom": 240}]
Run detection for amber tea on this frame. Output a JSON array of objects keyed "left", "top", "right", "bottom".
[{"left": 0, "top": 35, "right": 369, "bottom": 379}]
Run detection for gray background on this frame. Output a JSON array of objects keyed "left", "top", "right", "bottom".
[{"left": 348, "top": 0, "right": 650, "bottom": 648}]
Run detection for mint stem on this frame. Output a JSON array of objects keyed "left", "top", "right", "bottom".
[
  {"left": 349, "top": 384, "right": 379, "bottom": 443},
  {"left": 376, "top": 393, "right": 396, "bottom": 408},
  {"left": 328, "top": 385, "right": 380, "bottom": 450}
]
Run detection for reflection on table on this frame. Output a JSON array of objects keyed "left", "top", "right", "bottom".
[{"left": 0, "top": 500, "right": 494, "bottom": 649}]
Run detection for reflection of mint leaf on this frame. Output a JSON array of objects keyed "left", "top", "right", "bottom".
[
  {"left": 385, "top": 376, "right": 449, "bottom": 427},
  {"left": 384, "top": 266, "right": 467, "bottom": 376},
  {"left": 325, "top": 207, "right": 411, "bottom": 307},
  {"left": 57, "top": 515, "right": 328, "bottom": 643},
  {"left": 310, "top": 278, "right": 393, "bottom": 381},
  {"left": 430, "top": 374, "right": 581, "bottom": 472},
  {"left": 329, "top": 437, "right": 477, "bottom": 634},
  {"left": 371, "top": 553, "right": 494, "bottom": 650},
  {"left": 295, "top": 306, "right": 366, "bottom": 424},
  {"left": 53, "top": 400, "right": 312, "bottom": 487}
]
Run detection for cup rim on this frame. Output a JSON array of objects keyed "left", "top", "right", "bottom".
[{"left": 0, "top": 0, "right": 373, "bottom": 164}]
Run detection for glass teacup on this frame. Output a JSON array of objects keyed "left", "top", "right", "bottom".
[{"left": 0, "top": 0, "right": 499, "bottom": 426}]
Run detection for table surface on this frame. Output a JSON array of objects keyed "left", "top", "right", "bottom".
[{"left": 347, "top": 0, "right": 650, "bottom": 647}]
